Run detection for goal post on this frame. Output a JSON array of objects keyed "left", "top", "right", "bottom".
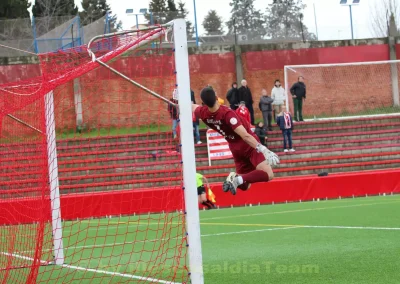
[
  {"left": 284, "top": 60, "right": 400, "bottom": 120},
  {"left": 173, "top": 19, "right": 204, "bottom": 283},
  {"left": 0, "top": 19, "right": 203, "bottom": 283},
  {"left": 44, "top": 91, "right": 64, "bottom": 265}
]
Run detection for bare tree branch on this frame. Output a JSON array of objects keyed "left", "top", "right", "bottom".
[{"left": 369, "top": 0, "right": 400, "bottom": 37}]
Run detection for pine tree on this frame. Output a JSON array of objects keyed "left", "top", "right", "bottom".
[
  {"left": 226, "top": 0, "right": 266, "bottom": 40},
  {"left": 265, "top": 0, "right": 316, "bottom": 40},
  {"left": 177, "top": 1, "right": 194, "bottom": 39},
  {"left": 202, "top": 10, "right": 224, "bottom": 35},
  {"left": 0, "top": 0, "right": 31, "bottom": 19},
  {"left": 80, "top": 0, "right": 121, "bottom": 31},
  {"left": 147, "top": 0, "right": 168, "bottom": 24},
  {"left": 33, "top": 0, "right": 78, "bottom": 17},
  {"left": 166, "top": 0, "right": 178, "bottom": 23}
]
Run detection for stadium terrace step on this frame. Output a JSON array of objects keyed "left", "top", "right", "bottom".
[
  {"left": 3, "top": 115, "right": 400, "bottom": 194},
  {"left": 52, "top": 151, "right": 400, "bottom": 178},
  {"left": 55, "top": 157, "right": 400, "bottom": 193},
  {"left": 266, "top": 129, "right": 400, "bottom": 145}
]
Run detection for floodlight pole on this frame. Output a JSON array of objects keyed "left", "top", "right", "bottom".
[
  {"left": 349, "top": 5, "right": 354, "bottom": 39},
  {"left": 193, "top": 0, "right": 199, "bottom": 46}
]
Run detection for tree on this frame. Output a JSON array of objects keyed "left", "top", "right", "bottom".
[
  {"left": 177, "top": 1, "right": 194, "bottom": 39},
  {"left": 0, "top": 0, "right": 31, "bottom": 19},
  {"left": 265, "top": 0, "right": 316, "bottom": 41},
  {"left": 203, "top": 10, "right": 224, "bottom": 35},
  {"left": 370, "top": 0, "right": 399, "bottom": 37},
  {"left": 147, "top": 0, "right": 168, "bottom": 24},
  {"left": 32, "top": 0, "right": 78, "bottom": 18},
  {"left": 226, "top": 0, "right": 266, "bottom": 41},
  {"left": 79, "top": 0, "right": 121, "bottom": 31}
]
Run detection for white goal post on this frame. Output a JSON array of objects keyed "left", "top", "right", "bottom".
[
  {"left": 41, "top": 19, "right": 204, "bottom": 282},
  {"left": 284, "top": 60, "right": 400, "bottom": 119}
]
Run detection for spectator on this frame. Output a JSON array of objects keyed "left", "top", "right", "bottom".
[
  {"left": 196, "top": 172, "right": 216, "bottom": 210},
  {"left": 259, "top": 89, "right": 274, "bottom": 131},
  {"left": 290, "top": 76, "right": 306, "bottom": 122},
  {"left": 226, "top": 82, "right": 239, "bottom": 110},
  {"left": 191, "top": 89, "right": 196, "bottom": 104},
  {"left": 276, "top": 105, "right": 295, "bottom": 153},
  {"left": 192, "top": 109, "right": 202, "bottom": 144},
  {"left": 255, "top": 121, "right": 268, "bottom": 147},
  {"left": 238, "top": 79, "right": 255, "bottom": 125},
  {"left": 168, "top": 98, "right": 179, "bottom": 139},
  {"left": 236, "top": 101, "right": 251, "bottom": 125},
  {"left": 271, "top": 79, "right": 286, "bottom": 121}
]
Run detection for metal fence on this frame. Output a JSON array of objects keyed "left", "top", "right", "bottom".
[{"left": 0, "top": 14, "right": 110, "bottom": 57}]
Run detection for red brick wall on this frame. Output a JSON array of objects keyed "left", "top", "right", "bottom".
[{"left": 1, "top": 43, "right": 395, "bottom": 135}]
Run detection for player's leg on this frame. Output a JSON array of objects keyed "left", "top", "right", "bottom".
[
  {"left": 223, "top": 150, "right": 273, "bottom": 195},
  {"left": 198, "top": 186, "right": 215, "bottom": 209}
]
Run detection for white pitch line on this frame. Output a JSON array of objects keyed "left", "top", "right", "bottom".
[
  {"left": 200, "top": 226, "right": 299, "bottom": 237},
  {"left": 0, "top": 251, "right": 181, "bottom": 284},
  {"left": 299, "top": 225, "right": 400, "bottom": 231}
]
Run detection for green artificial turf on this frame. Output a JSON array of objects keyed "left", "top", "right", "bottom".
[{"left": 4, "top": 195, "right": 400, "bottom": 283}]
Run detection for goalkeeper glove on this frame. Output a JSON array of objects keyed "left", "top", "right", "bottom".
[{"left": 256, "top": 144, "right": 280, "bottom": 166}]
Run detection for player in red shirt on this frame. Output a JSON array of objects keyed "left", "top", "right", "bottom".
[
  {"left": 192, "top": 87, "right": 280, "bottom": 195},
  {"left": 235, "top": 101, "right": 251, "bottom": 125}
]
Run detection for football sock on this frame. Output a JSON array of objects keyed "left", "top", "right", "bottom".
[
  {"left": 238, "top": 182, "right": 250, "bottom": 191},
  {"left": 202, "top": 201, "right": 212, "bottom": 209},
  {"left": 240, "top": 170, "right": 270, "bottom": 184},
  {"left": 206, "top": 200, "right": 215, "bottom": 208}
]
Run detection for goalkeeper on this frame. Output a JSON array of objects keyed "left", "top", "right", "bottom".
[{"left": 196, "top": 173, "right": 216, "bottom": 210}]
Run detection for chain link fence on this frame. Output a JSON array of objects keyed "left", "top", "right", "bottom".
[{"left": 0, "top": 15, "right": 110, "bottom": 57}]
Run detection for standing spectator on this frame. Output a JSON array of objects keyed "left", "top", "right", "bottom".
[
  {"left": 238, "top": 79, "right": 254, "bottom": 125},
  {"left": 191, "top": 89, "right": 196, "bottom": 104},
  {"left": 259, "top": 89, "right": 274, "bottom": 131},
  {"left": 290, "top": 76, "right": 306, "bottom": 122},
  {"left": 168, "top": 97, "right": 179, "bottom": 139},
  {"left": 271, "top": 79, "right": 286, "bottom": 121},
  {"left": 255, "top": 121, "right": 268, "bottom": 147},
  {"left": 192, "top": 110, "right": 202, "bottom": 144},
  {"left": 276, "top": 105, "right": 295, "bottom": 153},
  {"left": 236, "top": 101, "right": 251, "bottom": 125},
  {"left": 226, "top": 82, "right": 239, "bottom": 110}
]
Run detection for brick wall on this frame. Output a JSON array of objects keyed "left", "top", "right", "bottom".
[{"left": 1, "top": 39, "right": 397, "bottom": 135}]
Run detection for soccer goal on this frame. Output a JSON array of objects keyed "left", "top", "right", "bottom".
[
  {"left": 0, "top": 19, "right": 203, "bottom": 283},
  {"left": 284, "top": 60, "right": 400, "bottom": 119}
]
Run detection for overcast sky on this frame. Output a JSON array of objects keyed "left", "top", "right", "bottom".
[{"left": 32, "top": 0, "right": 378, "bottom": 41}]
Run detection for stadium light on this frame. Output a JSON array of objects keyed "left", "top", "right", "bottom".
[
  {"left": 340, "top": 0, "right": 360, "bottom": 40},
  {"left": 126, "top": 8, "right": 153, "bottom": 29}
]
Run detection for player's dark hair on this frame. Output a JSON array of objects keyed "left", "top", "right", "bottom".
[
  {"left": 275, "top": 79, "right": 280, "bottom": 84},
  {"left": 200, "top": 87, "right": 217, "bottom": 108}
]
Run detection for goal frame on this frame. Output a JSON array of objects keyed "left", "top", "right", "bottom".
[
  {"left": 43, "top": 19, "right": 204, "bottom": 282},
  {"left": 284, "top": 60, "right": 400, "bottom": 118}
]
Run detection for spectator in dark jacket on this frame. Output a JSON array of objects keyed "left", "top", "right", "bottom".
[
  {"left": 290, "top": 76, "right": 306, "bottom": 122},
  {"left": 255, "top": 121, "right": 268, "bottom": 147},
  {"left": 238, "top": 79, "right": 255, "bottom": 125},
  {"left": 226, "top": 82, "right": 239, "bottom": 110},
  {"left": 276, "top": 105, "right": 295, "bottom": 153},
  {"left": 259, "top": 89, "right": 274, "bottom": 131},
  {"left": 168, "top": 98, "right": 179, "bottom": 139},
  {"left": 191, "top": 89, "right": 196, "bottom": 104}
]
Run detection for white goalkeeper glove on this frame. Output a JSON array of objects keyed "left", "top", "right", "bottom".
[{"left": 256, "top": 144, "right": 280, "bottom": 166}]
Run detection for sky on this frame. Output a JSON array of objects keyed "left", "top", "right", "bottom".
[{"left": 31, "top": 0, "right": 379, "bottom": 41}]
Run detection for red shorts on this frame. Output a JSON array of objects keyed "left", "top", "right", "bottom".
[{"left": 229, "top": 140, "right": 266, "bottom": 174}]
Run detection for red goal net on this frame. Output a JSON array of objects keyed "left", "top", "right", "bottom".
[{"left": 0, "top": 23, "right": 194, "bottom": 283}]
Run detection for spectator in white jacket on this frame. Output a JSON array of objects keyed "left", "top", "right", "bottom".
[{"left": 271, "top": 79, "right": 286, "bottom": 122}]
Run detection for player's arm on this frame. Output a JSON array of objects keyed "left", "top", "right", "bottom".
[
  {"left": 233, "top": 126, "right": 259, "bottom": 149},
  {"left": 234, "top": 126, "right": 280, "bottom": 166}
]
